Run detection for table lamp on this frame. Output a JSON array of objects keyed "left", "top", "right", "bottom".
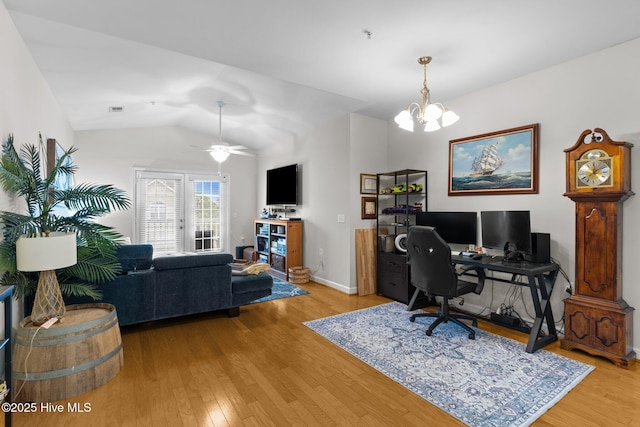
[{"left": 16, "top": 231, "right": 77, "bottom": 326}]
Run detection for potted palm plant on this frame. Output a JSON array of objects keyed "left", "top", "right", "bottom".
[{"left": 0, "top": 134, "right": 131, "bottom": 299}]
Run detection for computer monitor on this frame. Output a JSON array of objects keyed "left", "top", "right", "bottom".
[
  {"left": 415, "top": 211, "right": 477, "bottom": 245},
  {"left": 480, "top": 210, "right": 532, "bottom": 254}
]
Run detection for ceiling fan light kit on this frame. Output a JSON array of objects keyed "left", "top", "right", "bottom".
[
  {"left": 205, "top": 100, "right": 254, "bottom": 167},
  {"left": 394, "top": 56, "right": 459, "bottom": 133},
  {"left": 209, "top": 146, "right": 230, "bottom": 163}
]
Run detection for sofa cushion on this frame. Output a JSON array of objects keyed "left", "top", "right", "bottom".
[
  {"left": 232, "top": 272, "right": 274, "bottom": 294},
  {"left": 117, "top": 244, "right": 153, "bottom": 273},
  {"left": 153, "top": 252, "right": 233, "bottom": 270}
]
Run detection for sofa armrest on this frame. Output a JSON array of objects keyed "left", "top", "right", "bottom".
[{"left": 117, "top": 244, "right": 153, "bottom": 272}]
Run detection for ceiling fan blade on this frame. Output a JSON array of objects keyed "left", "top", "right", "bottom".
[
  {"left": 225, "top": 145, "right": 248, "bottom": 150},
  {"left": 229, "top": 150, "right": 255, "bottom": 156}
]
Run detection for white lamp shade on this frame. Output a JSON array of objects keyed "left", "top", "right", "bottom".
[
  {"left": 398, "top": 120, "right": 414, "bottom": 132},
  {"left": 394, "top": 110, "right": 414, "bottom": 131},
  {"left": 424, "top": 120, "right": 441, "bottom": 132},
  {"left": 423, "top": 103, "right": 443, "bottom": 121},
  {"left": 16, "top": 232, "right": 77, "bottom": 271},
  {"left": 210, "top": 148, "right": 230, "bottom": 163},
  {"left": 441, "top": 110, "right": 460, "bottom": 127},
  {"left": 394, "top": 109, "right": 411, "bottom": 125}
]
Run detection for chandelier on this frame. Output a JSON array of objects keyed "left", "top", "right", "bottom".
[{"left": 394, "top": 56, "right": 459, "bottom": 132}]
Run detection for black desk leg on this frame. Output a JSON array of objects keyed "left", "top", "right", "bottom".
[
  {"left": 407, "top": 288, "right": 421, "bottom": 311},
  {"left": 525, "top": 273, "right": 558, "bottom": 353}
]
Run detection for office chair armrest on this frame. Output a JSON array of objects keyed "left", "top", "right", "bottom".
[{"left": 457, "top": 266, "right": 486, "bottom": 294}]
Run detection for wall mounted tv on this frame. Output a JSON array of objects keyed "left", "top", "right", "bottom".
[{"left": 266, "top": 163, "right": 299, "bottom": 206}]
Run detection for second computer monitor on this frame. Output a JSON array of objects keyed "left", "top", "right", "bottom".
[
  {"left": 480, "top": 210, "right": 532, "bottom": 254},
  {"left": 415, "top": 211, "right": 477, "bottom": 246}
]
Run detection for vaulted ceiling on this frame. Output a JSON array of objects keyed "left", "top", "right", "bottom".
[{"left": 5, "top": 0, "right": 640, "bottom": 151}]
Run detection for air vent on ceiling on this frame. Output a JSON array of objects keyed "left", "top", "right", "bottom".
[{"left": 109, "top": 106, "right": 124, "bottom": 113}]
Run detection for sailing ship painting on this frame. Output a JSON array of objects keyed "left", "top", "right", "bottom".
[
  {"left": 471, "top": 142, "right": 503, "bottom": 176},
  {"left": 449, "top": 124, "right": 539, "bottom": 195}
]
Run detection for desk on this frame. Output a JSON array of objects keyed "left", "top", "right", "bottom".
[{"left": 451, "top": 254, "right": 560, "bottom": 353}]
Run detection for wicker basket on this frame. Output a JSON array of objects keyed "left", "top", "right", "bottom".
[{"left": 288, "top": 266, "right": 310, "bottom": 284}]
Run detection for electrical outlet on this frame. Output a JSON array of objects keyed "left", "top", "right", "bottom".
[{"left": 319, "top": 248, "right": 323, "bottom": 257}]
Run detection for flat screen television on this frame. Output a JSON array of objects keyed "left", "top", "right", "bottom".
[
  {"left": 415, "top": 211, "right": 477, "bottom": 245},
  {"left": 480, "top": 210, "right": 532, "bottom": 254},
  {"left": 266, "top": 163, "right": 299, "bottom": 206}
]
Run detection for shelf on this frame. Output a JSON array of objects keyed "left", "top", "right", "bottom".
[
  {"left": 378, "top": 191, "right": 425, "bottom": 196},
  {"left": 254, "top": 219, "right": 303, "bottom": 281},
  {"left": 376, "top": 170, "right": 427, "bottom": 304}
]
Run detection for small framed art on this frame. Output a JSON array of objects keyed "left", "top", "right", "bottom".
[
  {"left": 361, "top": 197, "right": 376, "bottom": 219},
  {"left": 360, "top": 173, "right": 377, "bottom": 194}
]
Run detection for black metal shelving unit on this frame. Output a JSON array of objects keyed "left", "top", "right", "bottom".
[{"left": 376, "top": 169, "right": 427, "bottom": 304}]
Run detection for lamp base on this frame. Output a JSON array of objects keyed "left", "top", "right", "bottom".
[{"left": 31, "top": 270, "right": 66, "bottom": 326}]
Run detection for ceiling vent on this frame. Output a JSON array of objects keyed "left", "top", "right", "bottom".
[{"left": 108, "top": 106, "right": 124, "bottom": 113}]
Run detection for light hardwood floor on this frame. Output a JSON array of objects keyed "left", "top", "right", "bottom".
[{"left": 10, "top": 281, "right": 640, "bottom": 426}]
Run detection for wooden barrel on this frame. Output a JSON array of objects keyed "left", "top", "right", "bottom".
[
  {"left": 288, "top": 266, "right": 310, "bottom": 284},
  {"left": 13, "top": 303, "right": 123, "bottom": 403}
]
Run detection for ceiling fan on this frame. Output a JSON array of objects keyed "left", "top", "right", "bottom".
[{"left": 198, "top": 101, "right": 254, "bottom": 164}]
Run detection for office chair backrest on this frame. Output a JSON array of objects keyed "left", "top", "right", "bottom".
[{"left": 406, "top": 226, "right": 457, "bottom": 298}]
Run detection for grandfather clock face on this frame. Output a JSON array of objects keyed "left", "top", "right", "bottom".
[
  {"left": 576, "top": 149, "right": 613, "bottom": 188},
  {"left": 564, "top": 128, "right": 631, "bottom": 196}
]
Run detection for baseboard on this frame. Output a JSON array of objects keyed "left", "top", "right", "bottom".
[{"left": 310, "top": 275, "right": 354, "bottom": 294}]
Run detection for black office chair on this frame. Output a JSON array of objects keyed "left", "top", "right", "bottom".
[{"left": 406, "top": 226, "right": 486, "bottom": 339}]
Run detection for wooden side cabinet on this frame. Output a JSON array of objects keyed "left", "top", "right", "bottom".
[{"left": 254, "top": 219, "right": 303, "bottom": 281}]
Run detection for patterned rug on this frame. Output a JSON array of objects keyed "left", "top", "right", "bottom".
[
  {"left": 304, "top": 302, "right": 594, "bottom": 427},
  {"left": 251, "top": 276, "right": 309, "bottom": 303}
]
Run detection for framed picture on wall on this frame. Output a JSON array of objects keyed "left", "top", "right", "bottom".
[
  {"left": 360, "top": 173, "right": 377, "bottom": 194},
  {"left": 361, "top": 197, "right": 376, "bottom": 219},
  {"left": 448, "top": 123, "right": 539, "bottom": 196}
]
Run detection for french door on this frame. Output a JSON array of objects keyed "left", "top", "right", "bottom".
[{"left": 134, "top": 170, "right": 229, "bottom": 254}]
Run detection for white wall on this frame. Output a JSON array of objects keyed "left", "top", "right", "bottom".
[
  {"left": 388, "top": 37, "right": 640, "bottom": 353},
  {"left": 0, "top": 2, "right": 74, "bottom": 330},
  {"left": 255, "top": 113, "right": 389, "bottom": 294},
  {"left": 73, "top": 126, "right": 259, "bottom": 252},
  {"left": 258, "top": 115, "right": 352, "bottom": 291},
  {"left": 348, "top": 114, "right": 390, "bottom": 289}
]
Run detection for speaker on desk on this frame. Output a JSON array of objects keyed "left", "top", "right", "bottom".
[{"left": 530, "top": 232, "right": 550, "bottom": 264}]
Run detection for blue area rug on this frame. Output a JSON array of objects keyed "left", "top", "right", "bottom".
[
  {"left": 251, "top": 276, "right": 309, "bottom": 304},
  {"left": 304, "top": 302, "right": 594, "bottom": 427}
]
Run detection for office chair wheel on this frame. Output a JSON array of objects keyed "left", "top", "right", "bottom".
[
  {"left": 469, "top": 332, "right": 475, "bottom": 340},
  {"left": 409, "top": 315, "right": 416, "bottom": 322},
  {"left": 425, "top": 330, "right": 432, "bottom": 336}
]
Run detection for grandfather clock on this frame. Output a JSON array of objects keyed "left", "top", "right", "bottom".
[{"left": 562, "top": 128, "right": 635, "bottom": 367}]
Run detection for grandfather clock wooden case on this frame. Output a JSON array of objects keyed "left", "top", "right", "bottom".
[{"left": 562, "top": 128, "right": 635, "bottom": 367}]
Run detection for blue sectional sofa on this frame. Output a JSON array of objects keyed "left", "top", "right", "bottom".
[{"left": 62, "top": 244, "right": 273, "bottom": 326}]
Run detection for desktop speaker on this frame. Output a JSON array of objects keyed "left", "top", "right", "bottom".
[{"left": 530, "top": 232, "right": 550, "bottom": 264}]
